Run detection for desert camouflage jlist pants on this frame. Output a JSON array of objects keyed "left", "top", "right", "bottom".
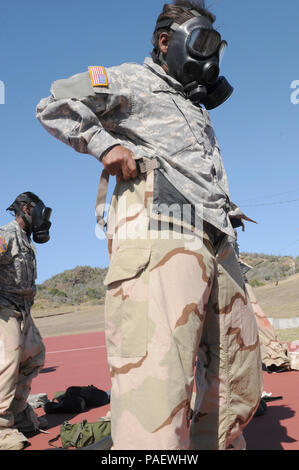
[
  {"left": 245, "top": 283, "right": 290, "bottom": 370},
  {"left": 103, "top": 172, "right": 262, "bottom": 450},
  {"left": 0, "top": 306, "right": 45, "bottom": 428}
]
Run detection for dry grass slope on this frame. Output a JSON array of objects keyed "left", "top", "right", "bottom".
[
  {"left": 254, "top": 273, "right": 299, "bottom": 318},
  {"left": 33, "top": 265, "right": 108, "bottom": 310}
]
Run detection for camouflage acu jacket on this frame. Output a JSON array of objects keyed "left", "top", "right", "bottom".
[
  {"left": 36, "top": 57, "right": 236, "bottom": 236},
  {"left": 0, "top": 220, "right": 37, "bottom": 314}
]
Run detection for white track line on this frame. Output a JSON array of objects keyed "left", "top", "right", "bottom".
[{"left": 47, "top": 345, "right": 106, "bottom": 355}]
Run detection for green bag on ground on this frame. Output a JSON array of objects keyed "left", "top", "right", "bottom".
[{"left": 49, "top": 419, "right": 111, "bottom": 449}]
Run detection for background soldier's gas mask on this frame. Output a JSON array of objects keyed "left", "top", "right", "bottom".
[
  {"left": 7, "top": 192, "right": 52, "bottom": 244},
  {"left": 156, "top": 10, "right": 234, "bottom": 109}
]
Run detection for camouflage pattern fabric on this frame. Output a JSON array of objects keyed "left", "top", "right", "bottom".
[
  {"left": 0, "top": 306, "right": 45, "bottom": 429},
  {"left": 103, "top": 173, "right": 262, "bottom": 450},
  {"left": 0, "top": 220, "right": 45, "bottom": 431},
  {"left": 36, "top": 57, "right": 239, "bottom": 238},
  {"left": 0, "top": 427, "right": 29, "bottom": 450},
  {"left": 0, "top": 220, "right": 37, "bottom": 315},
  {"left": 289, "top": 349, "right": 299, "bottom": 371},
  {"left": 245, "top": 283, "right": 290, "bottom": 370}
]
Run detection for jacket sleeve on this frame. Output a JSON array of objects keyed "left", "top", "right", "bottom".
[{"left": 36, "top": 69, "right": 127, "bottom": 161}]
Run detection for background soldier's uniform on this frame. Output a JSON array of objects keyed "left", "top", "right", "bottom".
[
  {"left": 37, "top": 58, "right": 262, "bottom": 450},
  {"left": 0, "top": 220, "right": 45, "bottom": 447},
  {"left": 245, "top": 283, "right": 291, "bottom": 371},
  {"left": 233, "top": 239, "right": 291, "bottom": 372}
]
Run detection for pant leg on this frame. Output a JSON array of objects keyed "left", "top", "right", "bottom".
[
  {"left": 11, "top": 314, "right": 45, "bottom": 416},
  {"left": 0, "top": 307, "right": 22, "bottom": 428},
  {"left": 104, "top": 173, "right": 215, "bottom": 450},
  {"left": 190, "top": 238, "right": 263, "bottom": 450}
]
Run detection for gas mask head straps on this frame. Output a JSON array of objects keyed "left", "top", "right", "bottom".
[{"left": 154, "top": 9, "right": 202, "bottom": 67}]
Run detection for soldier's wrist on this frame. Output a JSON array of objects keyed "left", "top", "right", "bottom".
[{"left": 99, "top": 145, "right": 121, "bottom": 162}]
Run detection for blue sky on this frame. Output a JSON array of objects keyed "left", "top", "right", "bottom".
[{"left": 0, "top": 0, "right": 299, "bottom": 283}]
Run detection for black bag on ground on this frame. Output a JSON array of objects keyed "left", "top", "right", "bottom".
[
  {"left": 44, "top": 385, "right": 110, "bottom": 414},
  {"left": 65, "top": 386, "right": 110, "bottom": 408},
  {"left": 44, "top": 396, "right": 86, "bottom": 414}
]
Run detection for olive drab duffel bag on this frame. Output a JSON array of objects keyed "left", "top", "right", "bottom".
[{"left": 49, "top": 419, "right": 111, "bottom": 449}]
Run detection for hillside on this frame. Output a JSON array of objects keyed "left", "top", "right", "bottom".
[
  {"left": 240, "top": 253, "right": 299, "bottom": 286},
  {"left": 34, "top": 265, "right": 108, "bottom": 311}
]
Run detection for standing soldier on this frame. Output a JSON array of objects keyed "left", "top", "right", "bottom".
[
  {"left": 36, "top": 0, "right": 262, "bottom": 450},
  {"left": 0, "top": 192, "right": 52, "bottom": 450}
]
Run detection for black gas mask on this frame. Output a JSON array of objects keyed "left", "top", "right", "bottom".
[
  {"left": 7, "top": 192, "right": 52, "bottom": 244},
  {"left": 157, "top": 12, "right": 233, "bottom": 109},
  {"left": 30, "top": 200, "right": 52, "bottom": 244}
]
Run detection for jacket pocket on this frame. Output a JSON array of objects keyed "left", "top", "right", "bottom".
[{"left": 104, "top": 247, "right": 151, "bottom": 358}]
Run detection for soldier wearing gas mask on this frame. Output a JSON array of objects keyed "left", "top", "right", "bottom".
[
  {"left": 0, "top": 192, "right": 52, "bottom": 450},
  {"left": 36, "top": 1, "right": 262, "bottom": 450}
]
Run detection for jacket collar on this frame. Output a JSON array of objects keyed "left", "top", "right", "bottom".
[
  {"left": 11, "top": 219, "right": 34, "bottom": 249},
  {"left": 143, "top": 57, "right": 185, "bottom": 94}
]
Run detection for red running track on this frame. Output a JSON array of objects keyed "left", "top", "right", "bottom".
[{"left": 26, "top": 332, "right": 299, "bottom": 451}]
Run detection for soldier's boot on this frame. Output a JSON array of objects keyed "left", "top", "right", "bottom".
[
  {"left": 0, "top": 427, "right": 29, "bottom": 450},
  {"left": 14, "top": 404, "right": 48, "bottom": 436}
]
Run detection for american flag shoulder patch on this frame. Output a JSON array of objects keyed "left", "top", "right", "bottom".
[
  {"left": 0, "top": 237, "right": 7, "bottom": 254},
  {"left": 88, "top": 66, "right": 109, "bottom": 87}
]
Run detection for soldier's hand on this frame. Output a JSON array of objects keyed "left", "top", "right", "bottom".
[{"left": 102, "top": 146, "right": 138, "bottom": 183}]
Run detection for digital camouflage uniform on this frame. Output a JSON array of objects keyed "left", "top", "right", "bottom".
[
  {"left": 36, "top": 58, "right": 262, "bottom": 450},
  {"left": 0, "top": 220, "right": 45, "bottom": 443}
]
